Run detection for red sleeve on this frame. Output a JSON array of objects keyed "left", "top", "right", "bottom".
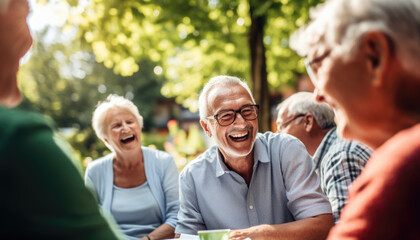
[{"left": 327, "top": 125, "right": 420, "bottom": 240}]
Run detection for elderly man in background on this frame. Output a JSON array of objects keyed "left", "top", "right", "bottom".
[
  {"left": 276, "top": 92, "right": 372, "bottom": 223},
  {"left": 175, "top": 75, "right": 333, "bottom": 240},
  {"left": 291, "top": 0, "right": 420, "bottom": 238}
]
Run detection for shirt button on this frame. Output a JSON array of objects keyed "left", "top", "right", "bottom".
[{"left": 249, "top": 205, "right": 254, "bottom": 210}]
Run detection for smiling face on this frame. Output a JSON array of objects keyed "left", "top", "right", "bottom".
[
  {"left": 0, "top": 0, "right": 33, "bottom": 107},
  {"left": 103, "top": 107, "right": 142, "bottom": 154},
  {"left": 200, "top": 84, "right": 258, "bottom": 160}
]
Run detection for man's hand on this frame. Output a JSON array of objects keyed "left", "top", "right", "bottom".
[
  {"left": 230, "top": 225, "right": 269, "bottom": 240},
  {"left": 230, "top": 214, "right": 333, "bottom": 240}
]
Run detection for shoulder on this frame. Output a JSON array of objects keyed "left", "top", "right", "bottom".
[
  {"left": 179, "top": 145, "right": 218, "bottom": 178},
  {"left": 143, "top": 147, "right": 173, "bottom": 161},
  {"left": 86, "top": 153, "right": 114, "bottom": 176},
  {"left": 255, "top": 131, "right": 307, "bottom": 155},
  {"left": 326, "top": 132, "right": 372, "bottom": 163},
  {"left": 257, "top": 131, "right": 304, "bottom": 145},
  {"left": 380, "top": 124, "right": 420, "bottom": 151},
  {"left": 0, "top": 107, "right": 55, "bottom": 138},
  {"left": 373, "top": 124, "right": 420, "bottom": 169},
  {"left": 143, "top": 147, "right": 175, "bottom": 169},
  {"left": 0, "top": 108, "right": 57, "bottom": 160}
]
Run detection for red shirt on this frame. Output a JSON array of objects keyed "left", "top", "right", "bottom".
[{"left": 327, "top": 124, "right": 420, "bottom": 239}]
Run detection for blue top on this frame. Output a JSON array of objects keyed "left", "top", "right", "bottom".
[
  {"left": 313, "top": 128, "right": 372, "bottom": 223},
  {"left": 85, "top": 147, "right": 180, "bottom": 237},
  {"left": 175, "top": 132, "right": 332, "bottom": 234},
  {"left": 112, "top": 182, "right": 162, "bottom": 239}
]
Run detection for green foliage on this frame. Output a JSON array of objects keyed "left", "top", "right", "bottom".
[
  {"left": 164, "top": 120, "right": 207, "bottom": 170},
  {"left": 265, "top": 0, "right": 322, "bottom": 91},
  {"left": 142, "top": 132, "right": 167, "bottom": 150},
  {"left": 65, "top": 0, "right": 248, "bottom": 113},
  {"left": 63, "top": 0, "right": 323, "bottom": 112},
  {"left": 18, "top": 28, "right": 167, "bottom": 161}
]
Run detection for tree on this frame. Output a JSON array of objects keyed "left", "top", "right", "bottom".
[
  {"left": 61, "top": 0, "right": 323, "bottom": 131},
  {"left": 18, "top": 28, "right": 167, "bottom": 159}
]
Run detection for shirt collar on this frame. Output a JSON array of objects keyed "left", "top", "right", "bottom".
[
  {"left": 313, "top": 127, "right": 336, "bottom": 167},
  {"left": 253, "top": 136, "right": 270, "bottom": 164},
  {"left": 215, "top": 150, "right": 230, "bottom": 177},
  {"left": 215, "top": 135, "right": 269, "bottom": 178}
]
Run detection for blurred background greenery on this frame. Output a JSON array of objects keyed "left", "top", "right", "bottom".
[{"left": 18, "top": 0, "right": 322, "bottom": 171}]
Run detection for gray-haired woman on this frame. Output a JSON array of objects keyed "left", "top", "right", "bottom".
[{"left": 87, "top": 94, "right": 179, "bottom": 240}]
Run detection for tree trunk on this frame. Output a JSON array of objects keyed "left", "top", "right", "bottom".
[{"left": 249, "top": 4, "right": 270, "bottom": 132}]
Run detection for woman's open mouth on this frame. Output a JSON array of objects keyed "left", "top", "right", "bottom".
[{"left": 120, "top": 135, "right": 135, "bottom": 144}]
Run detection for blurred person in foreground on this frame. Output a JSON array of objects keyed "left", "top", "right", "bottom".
[
  {"left": 87, "top": 94, "right": 179, "bottom": 240},
  {"left": 276, "top": 92, "right": 372, "bottom": 223},
  {"left": 0, "top": 0, "right": 122, "bottom": 238},
  {"left": 175, "top": 75, "right": 333, "bottom": 240},
  {"left": 290, "top": 0, "right": 420, "bottom": 238}
]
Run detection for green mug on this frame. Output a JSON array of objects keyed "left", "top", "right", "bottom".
[{"left": 197, "top": 229, "right": 230, "bottom": 240}]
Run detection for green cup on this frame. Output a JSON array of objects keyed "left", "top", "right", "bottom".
[{"left": 197, "top": 229, "right": 230, "bottom": 240}]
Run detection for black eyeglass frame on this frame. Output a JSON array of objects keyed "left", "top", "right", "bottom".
[
  {"left": 277, "top": 113, "right": 306, "bottom": 131},
  {"left": 206, "top": 104, "right": 260, "bottom": 126}
]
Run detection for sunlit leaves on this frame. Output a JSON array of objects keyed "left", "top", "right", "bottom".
[
  {"left": 92, "top": 41, "right": 108, "bottom": 62},
  {"left": 264, "top": 0, "right": 322, "bottom": 91},
  {"left": 115, "top": 57, "right": 139, "bottom": 76},
  {"left": 19, "top": 19, "right": 167, "bottom": 156},
  {"left": 63, "top": 0, "right": 323, "bottom": 110}
]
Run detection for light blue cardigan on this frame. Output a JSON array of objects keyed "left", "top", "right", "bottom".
[{"left": 85, "top": 147, "right": 180, "bottom": 228}]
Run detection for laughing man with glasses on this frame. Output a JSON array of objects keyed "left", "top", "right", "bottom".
[{"left": 175, "top": 75, "right": 333, "bottom": 240}]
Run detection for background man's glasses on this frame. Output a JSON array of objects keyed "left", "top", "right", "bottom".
[
  {"left": 206, "top": 104, "right": 259, "bottom": 126},
  {"left": 277, "top": 114, "right": 306, "bottom": 131}
]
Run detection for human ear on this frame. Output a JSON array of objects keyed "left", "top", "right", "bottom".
[
  {"left": 200, "top": 120, "right": 212, "bottom": 137},
  {"left": 304, "top": 114, "right": 314, "bottom": 133},
  {"left": 362, "top": 31, "right": 392, "bottom": 87}
]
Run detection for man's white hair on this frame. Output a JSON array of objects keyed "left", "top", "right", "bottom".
[
  {"left": 290, "top": 0, "right": 420, "bottom": 76},
  {"left": 92, "top": 94, "right": 143, "bottom": 151},
  {"left": 198, "top": 75, "right": 255, "bottom": 121},
  {"left": 277, "top": 92, "right": 335, "bottom": 130}
]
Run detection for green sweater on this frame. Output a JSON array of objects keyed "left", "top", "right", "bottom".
[{"left": 0, "top": 107, "right": 121, "bottom": 239}]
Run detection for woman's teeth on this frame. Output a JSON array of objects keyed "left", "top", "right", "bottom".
[{"left": 121, "top": 135, "right": 135, "bottom": 143}]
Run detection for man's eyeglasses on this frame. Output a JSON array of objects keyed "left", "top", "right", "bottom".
[
  {"left": 277, "top": 114, "right": 306, "bottom": 131},
  {"left": 206, "top": 104, "right": 259, "bottom": 126},
  {"left": 304, "top": 50, "right": 330, "bottom": 87}
]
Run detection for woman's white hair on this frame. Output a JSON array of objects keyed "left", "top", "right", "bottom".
[
  {"left": 290, "top": 0, "right": 420, "bottom": 75},
  {"left": 198, "top": 75, "right": 255, "bottom": 121},
  {"left": 92, "top": 94, "right": 143, "bottom": 150},
  {"left": 277, "top": 92, "right": 335, "bottom": 129},
  {"left": 0, "top": 0, "right": 11, "bottom": 13}
]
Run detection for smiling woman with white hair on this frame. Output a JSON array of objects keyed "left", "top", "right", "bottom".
[{"left": 87, "top": 94, "right": 179, "bottom": 240}]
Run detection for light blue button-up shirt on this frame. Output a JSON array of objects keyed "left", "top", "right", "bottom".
[{"left": 175, "top": 132, "right": 332, "bottom": 234}]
